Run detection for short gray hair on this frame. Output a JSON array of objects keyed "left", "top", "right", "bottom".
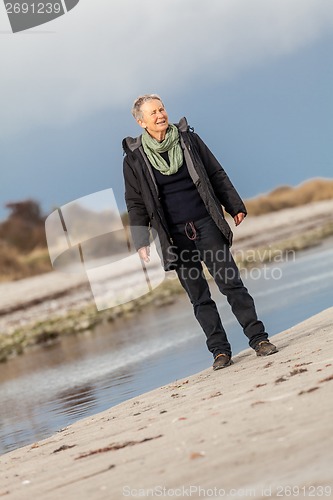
[{"left": 131, "top": 94, "right": 164, "bottom": 121}]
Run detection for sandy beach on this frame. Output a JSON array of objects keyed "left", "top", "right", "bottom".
[
  {"left": 1, "top": 306, "right": 332, "bottom": 499},
  {"left": 1, "top": 199, "right": 333, "bottom": 498}
]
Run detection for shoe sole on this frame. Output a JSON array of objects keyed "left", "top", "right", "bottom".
[
  {"left": 213, "top": 359, "right": 234, "bottom": 370},
  {"left": 256, "top": 348, "right": 279, "bottom": 357}
]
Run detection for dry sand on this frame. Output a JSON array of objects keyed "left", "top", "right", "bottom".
[{"left": 1, "top": 307, "right": 333, "bottom": 500}]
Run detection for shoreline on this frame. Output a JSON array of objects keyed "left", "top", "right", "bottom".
[
  {"left": 1, "top": 199, "right": 333, "bottom": 363},
  {"left": 1, "top": 307, "right": 333, "bottom": 499}
]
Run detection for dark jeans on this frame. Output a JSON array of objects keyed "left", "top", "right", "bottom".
[{"left": 170, "top": 216, "right": 268, "bottom": 358}]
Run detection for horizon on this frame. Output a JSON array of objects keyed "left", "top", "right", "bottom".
[{"left": 1, "top": 175, "right": 332, "bottom": 223}]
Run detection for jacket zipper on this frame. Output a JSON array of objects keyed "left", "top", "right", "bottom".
[
  {"left": 138, "top": 146, "right": 173, "bottom": 244},
  {"left": 184, "top": 134, "right": 227, "bottom": 223}
]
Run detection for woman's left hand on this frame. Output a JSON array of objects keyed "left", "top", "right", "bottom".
[{"left": 234, "top": 212, "right": 245, "bottom": 226}]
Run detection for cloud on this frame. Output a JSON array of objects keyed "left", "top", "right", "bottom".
[{"left": 1, "top": 0, "right": 332, "bottom": 136}]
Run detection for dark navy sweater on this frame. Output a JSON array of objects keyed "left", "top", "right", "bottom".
[{"left": 152, "top": 151, "right": 208, "bottom": 225}]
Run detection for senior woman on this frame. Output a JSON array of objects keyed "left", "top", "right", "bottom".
[{"left": 123, "top": 94, "right": 278, "bottom": 370}]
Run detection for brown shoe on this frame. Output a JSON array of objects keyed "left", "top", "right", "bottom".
[
  {"left": 255, "top": 340, "right": 278, "bottom": 357},
  {"left": 213, "top": 353, "right": 233, "bottom": 370}
]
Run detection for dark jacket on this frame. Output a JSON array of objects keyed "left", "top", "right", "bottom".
[{"left": 123, "top": 117, "right": 247, "bottom": 271}]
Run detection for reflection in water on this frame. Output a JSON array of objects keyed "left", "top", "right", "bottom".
[
  {"left": 56, "top": 384, "right": 97, "bottom": 416},
  {"left": 1, "top": 239, "right": 333, "bottom": 455}
]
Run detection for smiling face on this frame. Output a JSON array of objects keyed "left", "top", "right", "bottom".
[{"left": 137, "top": 99, "right": 169, "bottom": 141}]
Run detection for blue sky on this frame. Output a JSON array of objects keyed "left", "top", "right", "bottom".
[{"left": 1, "top": 0, "right": 332, "bottom": 221}]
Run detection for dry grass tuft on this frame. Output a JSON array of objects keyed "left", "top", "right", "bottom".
[
  {"left": 245, "top": 178, "right": 333, "bottom": 216},
  {"left": 0, "top": 242, "right": 51, "bottom": 282}
]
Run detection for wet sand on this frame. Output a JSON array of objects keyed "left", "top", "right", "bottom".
[{"left": 1, "top": 307, "right": 332, "bottom": 499}]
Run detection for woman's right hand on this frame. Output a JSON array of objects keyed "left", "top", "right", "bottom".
[{"left": 138, "top": 246, "right": 150, "bottom": 263}]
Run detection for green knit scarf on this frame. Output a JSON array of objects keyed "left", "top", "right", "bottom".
[{"left": 141, "top": 124, "right": 183, "bottom": 175}]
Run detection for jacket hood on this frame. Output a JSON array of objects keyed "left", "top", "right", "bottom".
[{"left": 122, "top": 116, "right": 189, "bottom": 154}]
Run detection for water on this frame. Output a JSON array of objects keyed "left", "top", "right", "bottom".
[{"left": 0, "top": 239, "right": 332, "bottom": 455}]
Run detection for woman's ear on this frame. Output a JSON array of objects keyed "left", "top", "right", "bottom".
[{"left": 137, "top": 119, "right": 146, "bottom": 130}]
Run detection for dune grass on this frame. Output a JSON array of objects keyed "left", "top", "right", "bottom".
[
  {"left": 245, "top": 178, "right": 333, "bottom": 216},
  {"left": 0, "top": 244, "right": 52, "bottom": 282}
]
